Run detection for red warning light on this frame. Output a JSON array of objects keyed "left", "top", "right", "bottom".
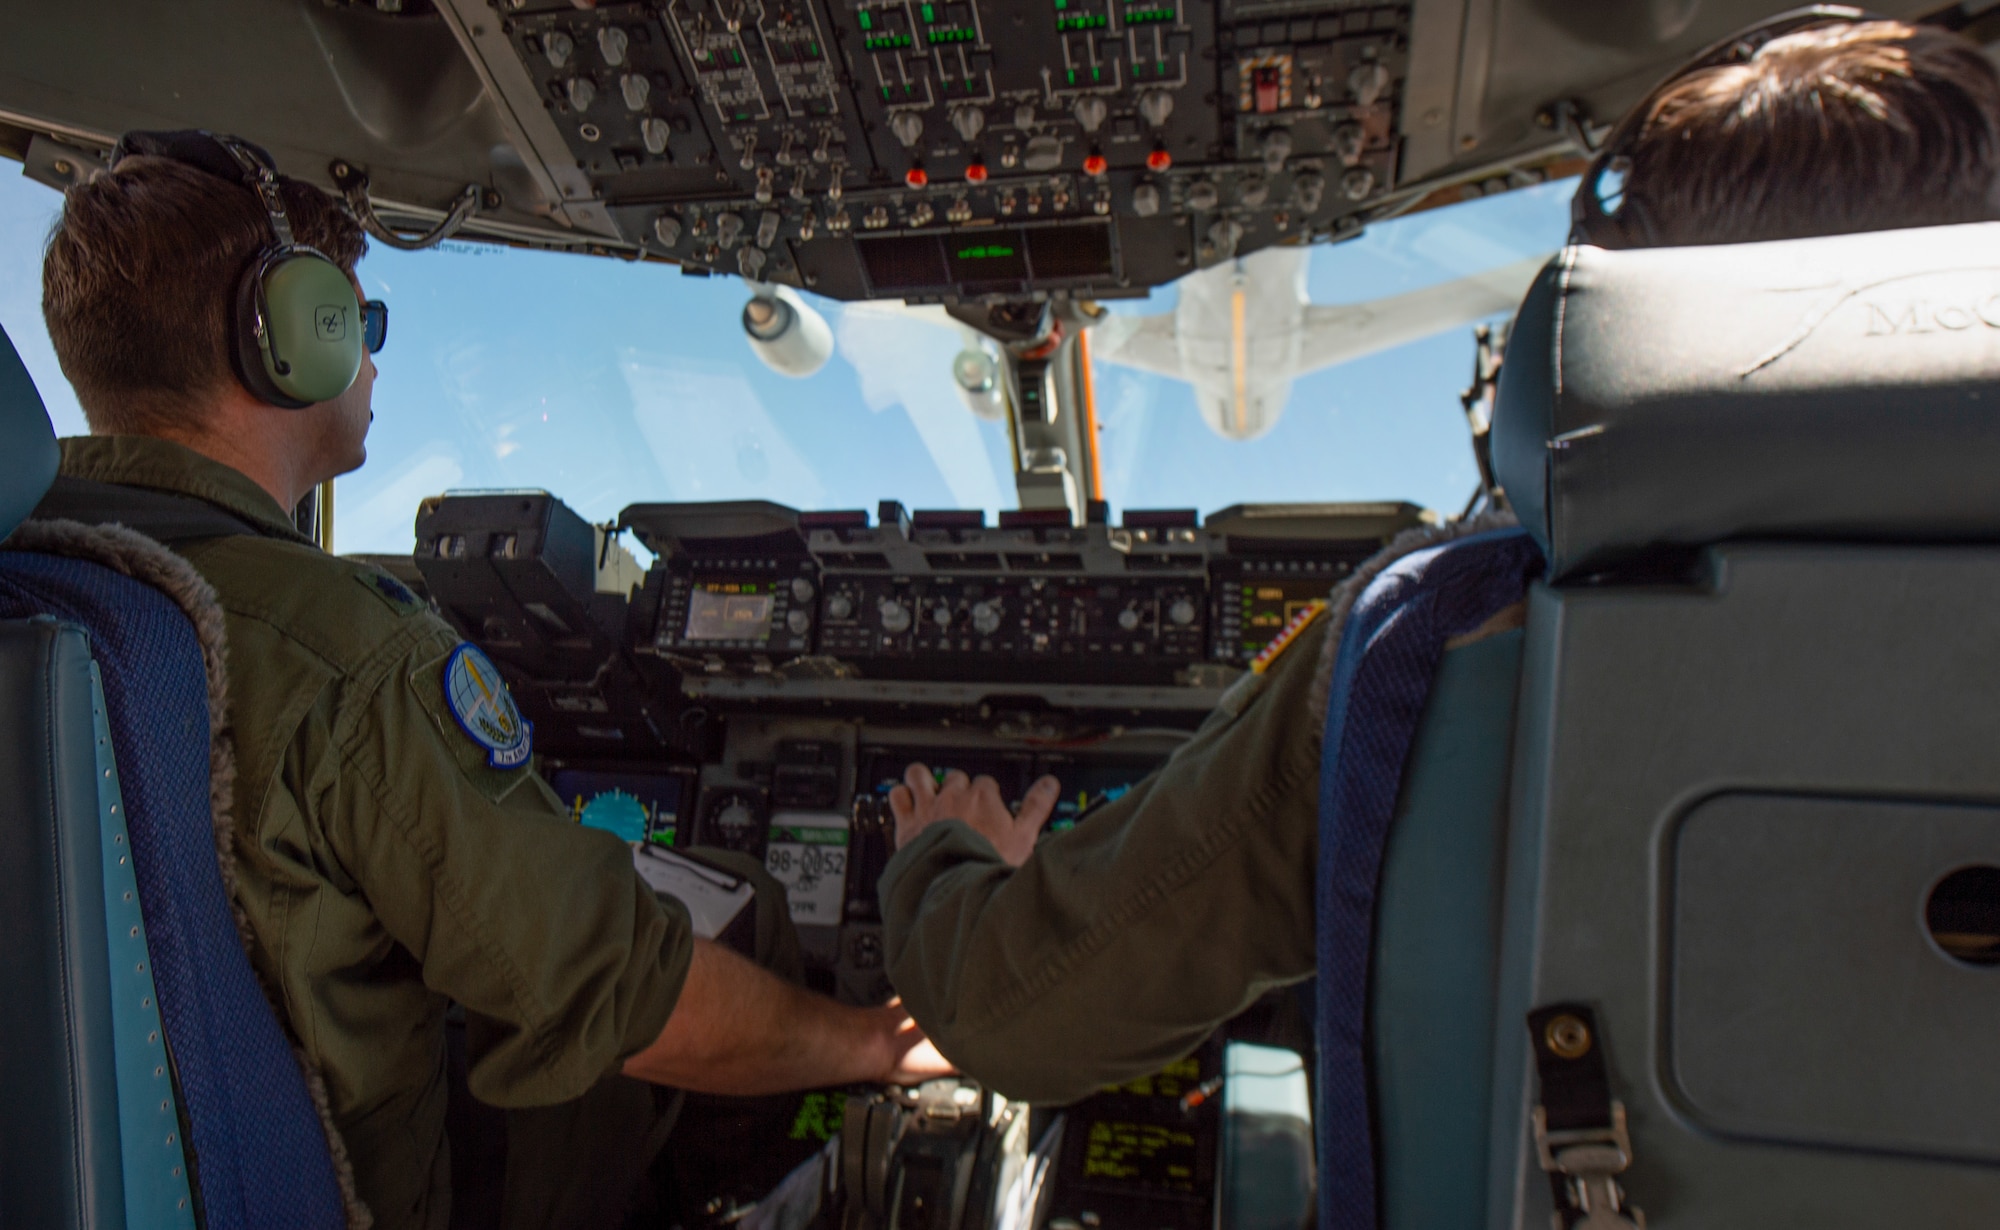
[
  {"left": 1082, "top": 153, "right": 1108, "bottom": 177},
  {"left": 1146, "top": 147, "right": 1172, "bottom": 171},
  {"left": 965, "top": 161, "right": 988, "bottom": 184},
  {"left": 905, "top": 165, "right": 929, "bottom": 188}
]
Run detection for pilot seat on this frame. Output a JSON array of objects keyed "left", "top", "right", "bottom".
[
  {"left": 0, "top": 323, "right": 351, "bottom": 1229},
  {"left": 1327, "top": 219, "right": 2000, "bottom": 1229}
]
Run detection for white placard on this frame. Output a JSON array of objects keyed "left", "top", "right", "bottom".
[
  {"left": 763, "top": 810, "right": 850, "bottom": 927},
  {"left": 633, "top": 845, "right": 755, "bottom": 940}
]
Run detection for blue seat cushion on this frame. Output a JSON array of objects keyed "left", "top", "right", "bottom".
[
  {"left": 0, "top": 550, "right": 346, "bottom": 1230},
  {"left": 1315, "top": 527, "right": 1543, "bottom": 1230}
]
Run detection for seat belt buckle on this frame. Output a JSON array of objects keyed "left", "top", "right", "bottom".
[{"left": 1532, "top": 1100, "right": 1643, "bottom": 1230}]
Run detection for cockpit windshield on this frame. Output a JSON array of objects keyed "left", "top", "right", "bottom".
[{"left": 0, "top": 172, "right": 1570, "bottom": 552}]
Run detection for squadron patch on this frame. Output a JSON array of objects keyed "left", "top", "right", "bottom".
[{"left": 442, "top": 644, "right": 533, "bottom": 768}]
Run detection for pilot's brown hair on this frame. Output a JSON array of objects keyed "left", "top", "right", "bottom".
[
  {"left": 1588, "top": 20, "right": 2000, "bottom": 248},
  {"left": 42, "top": 155, "right": 366, "bottom": 435}
]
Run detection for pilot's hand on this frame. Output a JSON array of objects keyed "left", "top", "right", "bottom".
[
  {"left": 888, "top": 763, "right": 1060, "bottom": 868},
  {"left": 877, "top": 1000, "right": 958, "bottom": 1085}
]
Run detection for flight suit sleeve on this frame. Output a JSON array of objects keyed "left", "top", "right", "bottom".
[
  {"left": 314, "top": 625, "right": 694, "bottom": 1108},
  {"left": 877, "top": 613, "right": 1326, "bottom": 1105}
]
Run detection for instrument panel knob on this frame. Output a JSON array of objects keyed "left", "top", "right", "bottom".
[
  {"left": 1168, "top": 598, "right": 1197, "bottom": 627},
  {"left": 879, "top": 599, "right": 912, "bottom": 633},
  {"left": 1118, "top": 607, "right": 1141, "bottom": 632},
  {"left": 932, "top": 605, "right": 954, "bottom": 629},
  {"left": 791, "top": 576, "right": 816, "bottom": 603},
  {"left": 786, "top": 609, "right": 812, "bottom": 635},
  {"left": 827, "top": 593, "right": 854, "bottom": 620},
  {"left": 972, "top": 602, "right": 1001, "bottom": 636}
]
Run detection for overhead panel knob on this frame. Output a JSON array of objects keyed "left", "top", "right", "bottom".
[
  {"left": 1022, "top": 134, "right": 1064, "bottom": 172},
  {"left": 1117, "top": 607, "right": 1141, "bottom": 632},
  {"left": 544, "top": 30, "right": 575, "bottom": 69},
  {"left": 622, "top": 73, "right": 651, "bottom": 111},
  {"left": 786, "top": 609, "right": 812, "bottom": 635},
  {"left": 1293, "top": 171, "right": 1326, "bottom": 212},
  {"left": 1132, "top": 183, "right": 1161, "bottom": 217},
  {"left": 1260, "top": 127, "right": 1293, "bottom": 173},
  {"left": 791, "top": 577, "right": 816, "bottom": 603},
  {"left": 971, "top": 602, "right": 1001, "bottom": 636},
  {"left": 1331, "top": 123, "right": 1365, "bottom": 165},
  {"left": 827, "top": 593, "right": 855, "bottom": 620},
  {"left": 890, "top": 111, "right": 925, "bottom": 148},
  {"left": 1349, "top": 61, "right": 1392, "bottom": 107},
  {"left": 1073, "top": 96, "right": 1109, "bottom": 133},
  {"left": 566, "top": 76, "right": 597, "bottom": 113},
  {"left": 598, "top": 25, "right": 629, "bottom": 67},
  {"left": 879, "top": 599, "right": 912, "bottom": 633},
  {"left": 932, "top": 605, "right": 953, "bottom": 629},
  {"left": 1138, "top": 90, "right": 1174, "bottom": 128},
  {"left": 951, "top": 106, "right": 986, "bottom": 142},
  {"left": 1168, "top": 598, "right": 1197, "bottom": 627},
  {"left": 641, "top": 116, "right": 671, "bottom": 155}
]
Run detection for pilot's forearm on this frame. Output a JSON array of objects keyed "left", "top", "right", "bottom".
[
  {"left": 620, "top": 938, "right": 907, "bottom": 1094},
  {"left": 878, "top": 618, "right": 1327, "bottom": 1104}
]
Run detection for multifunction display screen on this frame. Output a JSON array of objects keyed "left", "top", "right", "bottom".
[
  {"left": 684, "top": 581, "right": 777, "bottom": 642},
  {"left": 552, "top": 769, "right": 688, "bottom": 847}
]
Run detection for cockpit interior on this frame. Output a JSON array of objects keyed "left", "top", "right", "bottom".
[{"left": 6, "top": 2, "right": 2000, "bottom": 1228}]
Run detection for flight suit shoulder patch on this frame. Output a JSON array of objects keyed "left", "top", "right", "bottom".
[
  {"left": 441, "top": 644, "right": 533, "bottom": 769},
  {"left": 356, "top": 568, "right": 425, "bottom": 616},
  {"left": 410, "top": 643, "right": 536, "bottom": 800}
]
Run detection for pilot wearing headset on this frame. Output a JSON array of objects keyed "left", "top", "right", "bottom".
[
  {"left": 880, "top": 9, "right": 2000, "bottom": 1102},
  {"left": 29, "top": 130, "right": 947, "bottom": 1230}
]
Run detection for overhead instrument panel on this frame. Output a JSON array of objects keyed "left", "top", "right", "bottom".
[{"left": 440, "top": 0, "right": 1412, "bottom": 300}]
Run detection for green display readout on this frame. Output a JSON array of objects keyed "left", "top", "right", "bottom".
[
  {"left": 921, "top": 2, "right": 935, "bottom": 19},
  {"left": 1056, "top": 12, "right": 1109, "bottom": 30},
  {"left": 956, "top": 243, "right": 1017, "bottom": 260},
  {"left": 864, "top": 32, "right": 913, "bottom": 49},
  {"left": 927, "top": 27, "right": 976, "bottom": 42},
  {"left": 1125, "top": 7, "right": 1176, "bottom": 23},
  {"left": 857, "top": 8, "right": 873, "bottom": 28}
]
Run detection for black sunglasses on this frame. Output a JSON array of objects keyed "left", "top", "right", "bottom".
[{"left": 362, "top": 298, "right": 388, "bottom": 355}]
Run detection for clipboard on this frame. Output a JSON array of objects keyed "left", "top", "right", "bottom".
[{"left": 634, "top": 845, "right": 756, "bottom": 942}]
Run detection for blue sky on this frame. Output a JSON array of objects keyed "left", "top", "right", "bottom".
[{"left": 0, "top": 170, "right": 1572, "bottom": 552}]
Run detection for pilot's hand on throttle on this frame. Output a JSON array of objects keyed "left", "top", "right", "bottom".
[{"left": 888, "top": 763, "right": 1060, "bottom": 868}]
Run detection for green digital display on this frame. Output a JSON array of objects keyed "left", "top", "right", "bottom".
[{"left": 955, "top": 244, "right": 1017, "bottom": 260}]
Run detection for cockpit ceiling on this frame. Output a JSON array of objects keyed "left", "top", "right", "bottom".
[{"left": 0, "top": 0, "right": 1944, "bottom": 302}]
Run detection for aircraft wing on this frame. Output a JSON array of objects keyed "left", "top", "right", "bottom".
[
  {"left": 1295, "top": 253, "right": 1553, "bottom": 378},
  {"left": 1088, "top": 312, "right": 1186, "bottom": 379}
]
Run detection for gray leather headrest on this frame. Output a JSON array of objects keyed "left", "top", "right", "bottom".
[
  {"left": 0, "top": 324, "right": 58, "bottom": 541},
  {"left": 1493, "top": 222, "right": 2000, "bottom": 581}
]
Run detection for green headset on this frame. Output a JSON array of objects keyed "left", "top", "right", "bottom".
[{"left": 110, "top": 129, "right": 369, "bottom": 408}]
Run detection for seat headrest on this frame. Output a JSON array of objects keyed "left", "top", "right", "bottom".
[
  {"left": 1493, "top": 221, "right": 2000, "bottom": 581},
  {"left": 0, "top": 323, "right": 58, "bottom": 541}
]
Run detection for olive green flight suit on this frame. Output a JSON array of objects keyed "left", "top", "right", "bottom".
[
  {"left": 45, "top": 436, "right": 709, "bottom": 1230},
  {"left": 877, "top": 609, "right": 1331, "bottom": 1105}
]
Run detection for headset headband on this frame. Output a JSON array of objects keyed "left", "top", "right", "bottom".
[{"left": 1571, "top": 6, "right": 1892, "bottom": 245}]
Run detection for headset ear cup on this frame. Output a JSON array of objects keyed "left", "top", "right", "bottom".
[
  {"left": 231, "top": 253, "right": 310, "bottom": 408},
  {"left": 233, "top": 249, "right": 363, "bottom": 407}
]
